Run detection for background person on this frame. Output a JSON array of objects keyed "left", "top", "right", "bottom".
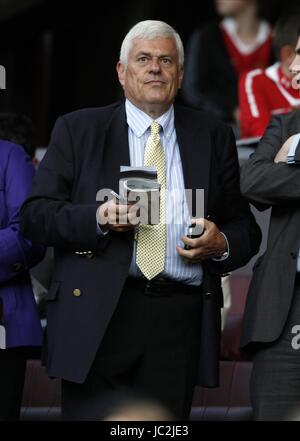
[
  {"left": 0, "top": 112, "right": 36, "bottom": 162},
  {"left": 240, "top": 28, "right": 300, "bottom": 420},
  {"left": 0, "top": 138, "right": 44, "bottom": 421},
  {"left": 181, "top": 0, "right": 272, "bottom": 130},
  {"left": 239, "top": 13, "right": 300, "bottom": 138}
]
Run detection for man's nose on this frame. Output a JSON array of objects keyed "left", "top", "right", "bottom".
[{"left": 148, "top": 58, "right": 161, "bottom": 72}]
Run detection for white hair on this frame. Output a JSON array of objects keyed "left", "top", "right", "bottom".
[{"left": 120, "top": 20, "right": 184, "bottom": 67}]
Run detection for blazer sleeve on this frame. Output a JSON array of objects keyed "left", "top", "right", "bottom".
[
  {"left": 20, "top": 116, "right": 109, "bottom": 252},
  {"left": 208, "top": 124, "right": 262, "bottom": 274},
  {"left": 240, "top": 115, "right": 300, "bottom": 207},
  {"left": 0, "top": 144, "right": 44, "bottom": 283}
]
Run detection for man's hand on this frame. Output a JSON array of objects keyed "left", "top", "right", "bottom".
[
  {"left": 97, "top": 199, "right": 139, "bottom": 232},
  {"left": 176, "top": 218, "right": 227, "bottom": 263},
  {"left": 274, "top": 135, "right": 295, "bottom": 163}
]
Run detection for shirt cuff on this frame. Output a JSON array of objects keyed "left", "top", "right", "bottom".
[
  {"left": 287, "top": 133, "right": 300, "bottom": 164},
  {"left": 212, "top": 232, "right": 229, "bottom": 261}
]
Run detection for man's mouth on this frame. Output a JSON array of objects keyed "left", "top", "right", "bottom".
[{"left": 145, "top": 80, "right": 165, "bottom": 85}]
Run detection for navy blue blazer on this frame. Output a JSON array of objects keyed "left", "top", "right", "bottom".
[{"left": 20, "top": 102, "right": 261, "bottom": 386}]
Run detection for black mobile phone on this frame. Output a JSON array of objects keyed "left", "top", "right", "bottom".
[{"left": 184, "top": 223, "right": 205, "bottom": 250}]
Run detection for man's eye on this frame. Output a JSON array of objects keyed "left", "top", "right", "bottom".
[
  {"left": 161, "top": 58, "right": 171, "bottom": 64},
  {"left": 137, "top": 57, "right": 148, "bottom": 63}
]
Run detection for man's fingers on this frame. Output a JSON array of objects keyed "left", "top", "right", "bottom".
[
  {"left": 128, "top": 210, "right": 140, "bottom": 225},
  {"left": 176, "top": 245, "right": 192, "bottom": 259},
  {"left": 191, "top": 217, "right": 206, "bottom": 229},
  {"left": 181, "top": 235, "right": 205, "bottom": 248},
  {"left": 116, "top": 203, "right": 131, "bottom": 214},
  {"left": 176, "top": 245, "right": 204, "bottom": 260},
  {"left": 97, "top": 203, "right": 110, "bottom": 225},
  {"left": 98, "top": 200, "right": 139, "bottom": 230}
]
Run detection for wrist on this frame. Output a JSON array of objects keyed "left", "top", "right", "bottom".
[
  {"left": 218, "top": 232, "right": 228, "bottom": 254},
  {"left": 213, "top": 231, "right": 229, "bottom": 261}
]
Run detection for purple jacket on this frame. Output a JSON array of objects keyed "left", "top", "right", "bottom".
[{"left": 0, "top": 140, "right": 44, "bottom": 348}]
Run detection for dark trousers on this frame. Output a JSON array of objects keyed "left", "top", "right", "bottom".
[
  {"left": 251, "top": 282, "right": 300, "bottom": 420},
  {"left": 0, "top": 348, "right": 27, "bottom": 421},
  {"left": 62, "top": 278, "right": 203, "bottom": 420}
]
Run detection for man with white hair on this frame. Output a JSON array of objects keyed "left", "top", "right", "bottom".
[{"left": 20, "top": 20, "right": 261, "bottom": 420}]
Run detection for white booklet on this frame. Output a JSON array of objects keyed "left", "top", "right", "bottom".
[{"left": 119, "top": 166, "right": 160, "bottom": 225}]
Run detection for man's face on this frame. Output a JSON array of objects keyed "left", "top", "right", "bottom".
[
  {"left": 117, "top": 37, "right": 183, "bottom": 115},
  {"left": 290, "top": 37, "right": 300, "bottom": 91}
]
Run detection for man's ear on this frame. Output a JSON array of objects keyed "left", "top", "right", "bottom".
[
  {"left": 116, "top": 61, "right": 126, "bottom": 87},
  {"left": 280, "top": 45, "right": 295, "bottom": 65}
]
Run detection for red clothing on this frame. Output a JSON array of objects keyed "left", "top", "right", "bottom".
[
  {"left": 220, "top": 18, "right": 272, "bottom": 77},
  {"left": 239, "top": 63, "right": 300, "bottom": 138}
]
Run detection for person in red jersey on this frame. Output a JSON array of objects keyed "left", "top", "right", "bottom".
[
  {"left": 239, "top": 13, "right": 300, "bottom": 138},
  {"left": 181, "top": 0, "right": 272, "bottom": 127}
]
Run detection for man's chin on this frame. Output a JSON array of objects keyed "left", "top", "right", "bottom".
[{"left": 144, "top": 93, "right": 170, "bottom": 104}]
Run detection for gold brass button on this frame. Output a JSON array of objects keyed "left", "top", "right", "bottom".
[{"left": 73, "top": 289, "right": 81, "bottom": 297}]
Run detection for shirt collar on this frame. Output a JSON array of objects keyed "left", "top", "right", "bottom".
[
  {"left": 125, "top": 99, "right": 174, "bottom": 139},
  {"left": 266, "top": 62, "right": 295, "bottom": 92}
]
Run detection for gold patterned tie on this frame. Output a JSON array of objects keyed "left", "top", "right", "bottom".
[{"left": 136, "top": 122, "right": 166, "bottom": 280}]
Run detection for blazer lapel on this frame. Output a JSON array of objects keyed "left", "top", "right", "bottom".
[
  {"left": 175, "top": 107, "right": 211, "bottom": 217},
  {"left": 98, "top": 102, "right": 135, "bottom": 245},
  {"left": 100, "top": 102, "right": 130, "bottom": 193}
]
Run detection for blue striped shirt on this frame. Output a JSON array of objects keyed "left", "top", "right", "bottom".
[{"left": 126, "top": 99, "right": 203, "bottom": 286}]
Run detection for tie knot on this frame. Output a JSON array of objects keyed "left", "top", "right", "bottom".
[{"left": 150, "top": 121, "right": 161, "bottom": 136}]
